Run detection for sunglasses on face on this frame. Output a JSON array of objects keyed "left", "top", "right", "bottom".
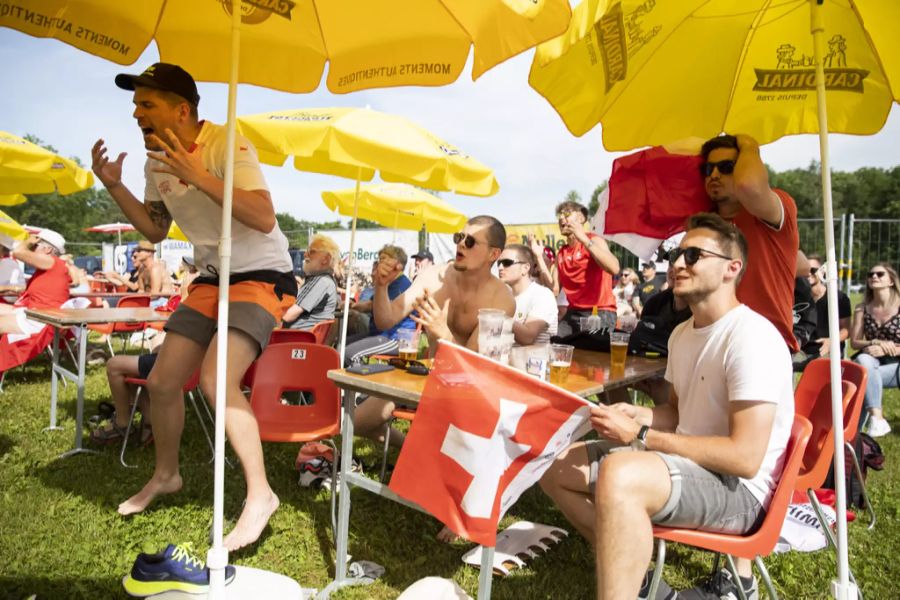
[
  {"left": 453, "top": 232, "right": 483, "bottom": 249},
  {"left": 700, "top": 159, "right": 736, "bottom": 177},
  {"left": 667, "top": 246, "right": 734, "bottom": 266},
  {"left": 387, "top": 357, "right": 430, "bottom": 375},
  {"left": 497, "top": 259, "right": 525, "bottom": 269},
  {"left": 869, "top": 270, "right": 887, "bottom": 278}
]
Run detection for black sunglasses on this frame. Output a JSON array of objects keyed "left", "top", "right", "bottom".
[
  {"left": 868, "top": 270, "right": 887, "bottom": 278},
  {"left": 388, "top": 357, "right": 430, "bottom": 375},
  {"left": 497, "top": 259, "right": 525, "bottom": 268},
  {"left": 667, "top": 246, "right": 734, "bottom": 266},
  {"left": 700, "top": 159, "right": 736, "bottom": 177},
  {"left": 453, "top": 232, "right": 482, "bottom": 249}
]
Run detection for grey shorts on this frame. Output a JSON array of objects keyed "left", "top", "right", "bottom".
[
  {"left": 586, "top": 440, "right": 765, "bottom": 535},
  {"left": 164, "top": 300, "right": 278, "bottom": 355}
]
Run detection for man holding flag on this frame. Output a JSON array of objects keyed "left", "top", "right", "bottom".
[{"left": 540, "top": 214, "right": 794, "bottom": 600}]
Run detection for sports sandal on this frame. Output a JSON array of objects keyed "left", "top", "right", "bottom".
[{"left": 90, "top": 421, "right": 129, "bottom": 445}]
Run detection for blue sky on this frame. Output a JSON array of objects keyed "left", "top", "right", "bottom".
[{"left": 2, "top": 28, "right": 898, "bottom": 226}]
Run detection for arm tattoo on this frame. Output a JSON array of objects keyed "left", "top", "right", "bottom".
[{"left": 146, "top": 201, "right": 173, "bottom": 232}]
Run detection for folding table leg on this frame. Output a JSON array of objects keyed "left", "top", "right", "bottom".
[
  {"left": 45, "top": 328, "right": 63, "bottom": 431},
  {"left": 334, "top": 389, "right": 357, "bottom": 584}
]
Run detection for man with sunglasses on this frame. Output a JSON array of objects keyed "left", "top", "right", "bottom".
[
  {"left": 700, "top": 134, "right": 800, "bottom": 353},
  {"left": 353, "top": 216, "right": 515, "bottom": 535},
  {"left": 541, "top": 213, "right": 794, "bottom": 600},
  {"left": 553, "top": 200, "right": 619, "bottom": 337}
]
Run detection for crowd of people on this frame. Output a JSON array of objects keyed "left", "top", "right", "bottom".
[{"left": 2, "top": 61, "right": 895, "bottom": 598}]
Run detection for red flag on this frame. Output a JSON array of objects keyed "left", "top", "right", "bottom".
[{"left": 388, "top": 342, "right": 591, "bottom": 546}]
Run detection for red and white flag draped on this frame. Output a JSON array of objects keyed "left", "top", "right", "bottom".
[
  {"left": 388, "top": 342, "right": 592, "bottom": 546},
  {"left": 592, "top": 139, "right": 713, "bottom": 261}
]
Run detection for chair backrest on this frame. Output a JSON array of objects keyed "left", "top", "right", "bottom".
[
  {"left": 310, "top": 319, "right": 335, "bottom": 345},
  {"left": 241, "top": 329, "right": 318, "bottom": 390},
  {"left": 112, "top": 294, "right": 152, "bottom": 333},
  {"left": 795, "top": 369, "right": 857, "bottom": 490},
  {"left": 837, "top": 359, "right": 867, "bottom": 435},
  {"left": 249, "top": 342, "right": 341, "bottom": 442},
  {"left": 749, "top": 415, "right": 813, "bottom": 554}
]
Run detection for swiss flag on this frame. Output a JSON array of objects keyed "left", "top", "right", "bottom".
[
  {"left": 388, "top": 342, "right": 592, "bottom": 546},
  {"left": 593, "top": 141, "right": 713, "bottom": 260}
]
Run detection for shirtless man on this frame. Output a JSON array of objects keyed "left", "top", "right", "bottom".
[
  {"left": 354, "top": 215, "right": 515, "bottom": 447},
  {"left": 131, "top": 240, "right": 176, "bottom": 296}
]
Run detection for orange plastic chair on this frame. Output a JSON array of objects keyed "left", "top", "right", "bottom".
[
  {"left": 248, "top": 341, "right": 342, "bottom": 530},
  {"left": 310, "top": 319, "right": 335, "bottom": 345},
  {"left": 834, "top": 360, "right": 875, "bottom": 528},
  {"left": 241, "top": 328, "right": 317, "bottom": 390},
  {"left": 645, "top": 415, "right": 813, "bottom": 600},
  {"left": 118, "top": 369, "right": 214, "bottom": 468},
  {"left": 87, "top": 294, "right": 151, "bottom": 355}
]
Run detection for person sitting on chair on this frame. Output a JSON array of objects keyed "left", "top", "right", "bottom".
[
  {"left": 283, "top": 234, "right": 339, "bottom": 331},
  {"left": 540, "top": 213, "right": 794, "bottom": 600}
]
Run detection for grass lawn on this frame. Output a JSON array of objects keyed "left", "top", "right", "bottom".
[{"left": 0, "top": 347, "right": 897, "bottom": 599}]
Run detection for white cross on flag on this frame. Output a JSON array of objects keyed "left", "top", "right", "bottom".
[{"left": 388, "top": 342, "right": 592, "bottom": 546}]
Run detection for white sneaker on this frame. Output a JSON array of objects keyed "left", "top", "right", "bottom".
[{"left": 866, "top": 416, "right": 892, "bottom": 437}]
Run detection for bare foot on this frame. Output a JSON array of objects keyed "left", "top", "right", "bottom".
[
  {"left": 436, "top": 525, "right": 460, "bottom": 544},
  {"left": 223, "top": 491, "right": 280, "bottom": 551},
  {"left": 117, "top": 474, "right": 182, "bottom": 515}
]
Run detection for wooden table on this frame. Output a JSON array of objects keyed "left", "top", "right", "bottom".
[
  {"left": 25, "top": 307, "right": 170, "bottom": 458},
  {"left": 323, "top": 348, "right": 666, "bottom": 599}
]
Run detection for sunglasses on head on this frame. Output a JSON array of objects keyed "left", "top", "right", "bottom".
[
  {"left": 700, "top": 159, "right": 736, "bottom": 177},
  {"left": 453, "top": 232, "right": 482, "bottom": 249},
  {"left": 387, "top": 357, "right": 430, "bottom": 375},
  {"left": 868, "top": 270, "right": 887, "bottom": 278},
  {"left": 667, "top": 246, "right": 734, "bottom": 266},
  {"left": 497, "top": 259, "right": 525, "bottom": 268}
]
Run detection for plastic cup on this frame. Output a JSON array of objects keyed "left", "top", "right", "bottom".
[
  {"left": 397, "top": 329, "right": 420, "bottom": 362},
  {"left": 549, "top": 344, "right": 574, "bottom": 384},
  {"left": 478, "top": 309, "right": 506, "bottom": 357},
  {"left": 499, "top": 332, "right": 515, "bottom": 365},
  {"left": 525, "top": 344, "right": 550, "bottom": 380},
  {"left": 610, "top": 331, "right": 630, "bottom": 369}
]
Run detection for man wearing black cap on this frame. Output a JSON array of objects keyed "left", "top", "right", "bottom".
[
  {"left": 91, "top": 63, "right": 297, "bottom": 552},
  {"left": 632, "top": 261, "right": 668, "bottom": 317},
  {"left": 411, "top": 249, "right": 434, "bottom": 279}
]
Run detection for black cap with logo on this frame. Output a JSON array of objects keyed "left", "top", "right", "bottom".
[
  {"left": 412, "top": 250, "right": 434, "bottom": 262},
  {"left": 115, "top": 63, "right": 200, "bottom": 106}
]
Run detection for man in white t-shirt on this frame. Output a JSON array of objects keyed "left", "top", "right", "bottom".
[
  {"left": 540, "top": 213, "right": 794, "bottom": 600},
  {"left": 91, "top": 63, "right": 296, "bottom": 552},
  {"left": 496, "top": 243, "right": 557, "bottom": 345}
]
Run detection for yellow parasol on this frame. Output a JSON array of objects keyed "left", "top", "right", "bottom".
[
  {"left": 0, "top": 208, "right": 28, "bottom": 248},
  {"left": 2, "top": 1, "right": 571, "bottom": 94},
  {"left": 530, "top": 2, "right": 899, "bottom": 597},
  {"left": 322, "top": 183, "right": 467, "bottom": 234},
  {"left": 0, "top": 131, "right": 94, "bottom": 204},
  {"left": 237, "top": 107, "right": 498, "bottom": 197}
]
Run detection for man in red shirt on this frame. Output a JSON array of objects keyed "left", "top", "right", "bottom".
[
  {"left": 552, "top": 201, "right": 619, "bottom": 337},
  {"left": 0, "top": 229, "right": 71, "bottom": 337},
  {"left": 701, "top": 134, "right": 799, "bottom": 352}
]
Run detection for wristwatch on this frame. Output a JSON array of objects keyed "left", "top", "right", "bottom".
[{"left": 630, "top": 425, "right": 650, "bottom": 451}]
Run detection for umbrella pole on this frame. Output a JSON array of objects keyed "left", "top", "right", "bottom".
[
  {"left": 338, "top": 170, "right": 363, "bottom": 367},
  {"left": 811, "top": 3, "right": 856, "bottom": 599},
  {"left": 206, "top": 2, "right": 240, "bottom": 596}
]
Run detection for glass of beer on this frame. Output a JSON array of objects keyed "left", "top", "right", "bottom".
[
  {"left": 549, "top": 344, "right": 574, "bottom": 385},
  {"left": 610, "top": 332, "right": 630, "bottom": 369},
  {"left": 397, "top": 328, "right": 420, "bottom": 363}
]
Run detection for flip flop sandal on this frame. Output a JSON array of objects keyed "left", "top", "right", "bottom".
[{"left": 89, "top": 421, "right": 129, "bottom": 445}]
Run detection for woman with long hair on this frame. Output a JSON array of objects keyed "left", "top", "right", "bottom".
[{"left": 849, "top": 262, "right": 900, "bottom": 437}]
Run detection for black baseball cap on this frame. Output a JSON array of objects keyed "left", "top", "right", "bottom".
[
  {"left": 115, "top": 63, "right": 200, "bottom": 106},
  {"left": 412, "top": 250, "right": 434, "bottom": 261},
  {"left": 641, "top": 261, "right": 657, "bottom": 269}
]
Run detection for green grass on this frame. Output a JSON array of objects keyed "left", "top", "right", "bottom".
[{"left": 0, "top": 349, "right": 897, "bottom": 599}]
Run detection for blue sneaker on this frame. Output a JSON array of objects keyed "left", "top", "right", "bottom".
[{"left": 123, "top": 543, "right": 235, "bottom": 597}]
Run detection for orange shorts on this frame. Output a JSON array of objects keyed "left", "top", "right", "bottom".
[{"left": 164, "top": 279, "right": 294, "bottom": 352}]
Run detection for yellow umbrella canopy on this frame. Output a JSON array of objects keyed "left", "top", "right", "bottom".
[
  {"left": 3, "top": 0, "right": 571, "bottom": 94},
  {"left": 237, "top": 107, "right": 499, "bottom": 196},
  {"left": 0, "top": 208, "right": 28, "bottom": 247},
  {"left": 167, "top": 222, "right": 189, "bottom": 242},
  {"left": 322, "top": 183, "right": 467, "bottom": 233},
  {"left": 529, "top": 0, "right": 899, "bottom": 150},
  {"left": 0, "top": 131, "right": 94, "bottom": 203}
]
